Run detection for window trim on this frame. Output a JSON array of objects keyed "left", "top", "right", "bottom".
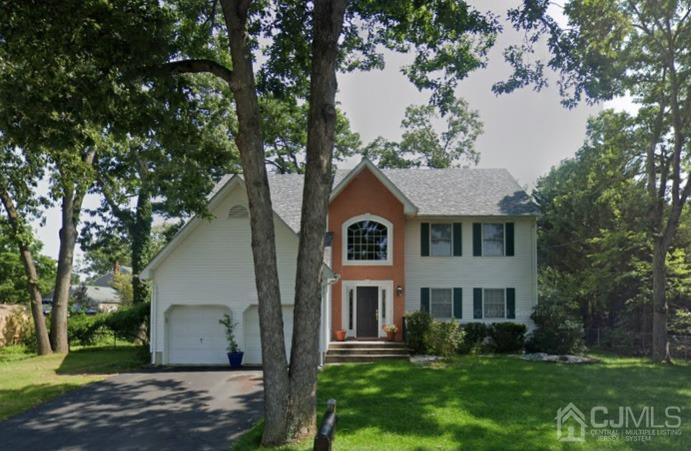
[
  {"left": 481, "top": 223, "right": 506, "bottom": 257},
  {"left": 483, "top": 288, "right": 507, "bottom": 319},
  {"left": 429, "top": 223, "right": 454, "bottom": 257},
  {"left": 342, "top": 214, "right": 393, "bottom": 266},
  {"left": 430, "top": 288, "right": 454, "bottom": 320}
]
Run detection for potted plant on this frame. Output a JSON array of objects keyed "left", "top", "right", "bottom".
[
  {"left": 335, "top": 329, "right": 346, "bottom": 341},
  {"left": 383, "top": 323, "right": 398, "bottom": 341},
  {"left": 219, "top": 313, "right": 243, "bottom": 368}
]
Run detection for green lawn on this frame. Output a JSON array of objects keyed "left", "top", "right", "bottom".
[
  {"left": 234, "top": 355, "right": 691, "bottom": 450},
  {"left": 0, "top": 344, "right": 147, "bottom": 420}
]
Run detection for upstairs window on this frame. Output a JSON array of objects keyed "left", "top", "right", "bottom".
[
  {"left": 344, "top": 216, "right": 392, "bottom": 265},
  {"left": 482, "top": 223, "right": 505, "bottom": 256},
  {"left": 431, "top": 224, "right": 452, "bottom": 256}
]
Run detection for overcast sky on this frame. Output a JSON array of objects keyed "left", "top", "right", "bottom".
[{"left": 31, "top": 0, "right": 626, "bottom": 263}]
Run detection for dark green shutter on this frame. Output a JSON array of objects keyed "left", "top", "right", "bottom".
[
  {"left": 473, "top": 223, "right": 482, "bottom": 256},
  {"left": 473, "top": 288, "right": 483, "bottom": 319},
  {"left": 453, "top": 288, "right": 462, "bottom": 319},
  {"left": 421, "top": 287, "right": 430, "bottom": 313},
  {"left": 453, "top": 223, "right": 462, "bottom": 256},
  {"left": 421, "top": 223, "right": 430, "bottom": 257},
  {"left": 506, "top": 288, "right": 516, "bottom": 319},
  {"left": 505, "top": 223, "right": 515, "bottom": 256}
]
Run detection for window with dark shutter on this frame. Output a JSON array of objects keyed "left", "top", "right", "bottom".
[
  {"left": 473, "top": 223, "right": 482, "bottom": 256},
  {"left": 453, "top": 288, "right": 462, "bottom": 319},
  {"left": 421, "top": 287, "right": 430, "bottom": 313},
  {"left": 505, "top": 223, "right": 515, "bottom": 256},
  {"left": 453, "top": 223, "right": 462, "bottom": 256},
  {"left": 473, "top": 288, "right": 483, "bottom": 318},
  {"left": 507, "top": 288, "right": 516, "bottom": 319}
]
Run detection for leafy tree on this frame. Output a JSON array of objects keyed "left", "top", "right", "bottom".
[
  {"left": 0, "top": 227, "right": 56, "bottom": 305},
  {"left": 150, "top": 0, "right": 500, "bottom": 444},
  {"left": 365, "top": 98, "right": 483, "bottom": 168},
  {"left": 0, "top": 145, "right": 53, "bottom": 354},
  {"left": 502, "top": 0, "right": 691, "bottom": 362},
  {"left": 0, "top": 0, "right": 177, "bottom": 352}
]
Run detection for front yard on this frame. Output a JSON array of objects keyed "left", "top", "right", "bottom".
[
  {"left": 235, "top": 355, "right": 691, "bottom": 450},
  {"left": 0, "top": 345, "right": 147, "bottom": 420}
]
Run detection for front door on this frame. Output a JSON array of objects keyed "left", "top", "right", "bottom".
[{"left": 356, "top": 286, "right": 379, "bottom": 337}]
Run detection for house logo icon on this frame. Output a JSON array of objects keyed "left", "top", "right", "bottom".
[{"left": 556, "top": 403, "right": 587, "bottom": 442}]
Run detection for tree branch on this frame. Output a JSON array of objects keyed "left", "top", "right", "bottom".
[{"left": 155, "top": 59, "right": 234, "bottom": 86}]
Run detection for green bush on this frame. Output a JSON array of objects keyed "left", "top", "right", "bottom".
[
  {"left": 458, "top": 322, "right": 489, "bottom": 353},
  {"left": 488, "top": 323, "right": 527, "bottom": 353},
  {"left": 68, "top": 313, "right": 108, "bottom": 346},
  {"left": 404, "top": 311, "right": 432, "bottom": 354},
  {"left": 525, "top": 301, "right": 585, "bottom": 355},
  {"left": 103, "top": 302, "right": 149, "bottom": 343},
  {"left": 426, "top": 321, "right": 464, "bottom": 357}
]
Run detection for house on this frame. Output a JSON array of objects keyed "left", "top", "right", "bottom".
[
  {"left": 141, "top": 158, "right": 539, "bottom": 365},
  {"left": 43, "top": 266, "right": 130, "bottom": 314}
]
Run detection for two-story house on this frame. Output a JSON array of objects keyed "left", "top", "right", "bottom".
[{"left": 141, "top": 158, "right": 539, "bottom": 365}]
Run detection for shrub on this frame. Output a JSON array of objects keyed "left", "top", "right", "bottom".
[
  {"left": 426, "top": 321, "right": 464, "bottom": 357},
  {"left": 68, "top": 313, "right": 108, "bottom": 346},
  {"left": 525, "top": 301, "right": 585, "bottom": 355},
  {"left": 404, "top": 311, "right": 432, "bottom": 354},
  {"left": 488, "top": 323, "right": 527, "bottom": 353},
  {"left": 458, "top": 322, "right": 489, "bottom": 353},
  {"left": 103, "top": 302, "right": 149, "bottom": 343}
]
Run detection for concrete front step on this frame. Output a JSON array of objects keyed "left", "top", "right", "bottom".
[
  {"left": 324, "top": 354, "right": 410, "bottom": 363},
  {"left": 329, "top": 341, "right": 408, "bottom": 349},
  {"left": 328, "top": 347, "right": 410, "bottom": 355}
]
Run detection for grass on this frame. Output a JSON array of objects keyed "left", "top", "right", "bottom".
[
  {"left": 0, "top": 344, "right": 147, "bottom": 420},
  {"left": 233, "top": 355, "right": 691, "bottom": 450}
]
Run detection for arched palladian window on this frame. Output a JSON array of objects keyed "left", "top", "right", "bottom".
[{"left": 343, "top": 215, "right": 393, "bottom": 265}]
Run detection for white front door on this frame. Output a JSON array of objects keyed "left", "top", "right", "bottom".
[{"left": 167, "top": 305, "right": 229, "bottom": 365}]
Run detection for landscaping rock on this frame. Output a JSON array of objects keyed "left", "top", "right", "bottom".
[
  {"left": 410, "top": 355, "right": 444, "bottom": 365},
  {"left": 523, "top": 353, "right": 599, "bottom": 364}
]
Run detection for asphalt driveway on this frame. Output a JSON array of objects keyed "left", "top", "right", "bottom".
[{"left": 0, "top": 369, "right": 263, "bottom": 451}]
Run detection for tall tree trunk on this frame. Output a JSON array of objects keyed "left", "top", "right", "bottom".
[
  {"left": 0, "top": 187, "right": 52, "bottom": 355},
  {"left": 220, "top": 0, "right": 290, "bottom": 444},
  {"left": 50, "top": 149, "right": 96, "bottom": 353},
  {"left": 131, "top": 185, "right": 152, "bottom": 304},
  {"left": 287, "top": 0, "right": 346, "bottom": 440},
  {"left": 651, "top": 240, "right": 670, "bottom": 362}
]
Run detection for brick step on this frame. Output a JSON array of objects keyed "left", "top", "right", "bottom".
[
  {"left": 329, "top": 341, "right": 408, "bottom": 349},
  {"left": 327, "top": 348, "right": 410, "bottom": 355},
  {"left": 325, "top": 354, "right": 410, "bottom": 364}
]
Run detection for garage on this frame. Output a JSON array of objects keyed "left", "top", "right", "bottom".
[
  {"left": 166, "top": 305, "right": 229, "bottom": 365},
  {"left": 243, "top": 305, "right": 294, "bottom": 365}
]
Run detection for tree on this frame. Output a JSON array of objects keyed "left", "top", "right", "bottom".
[
  {"left": 501, "top": 0, "right": 691, "bottom": 362},
  {"left": 151, "top": 0, "right": 500, "bottom": 444},
  {"left": 0, "top": 225, "right": 56, "bottom": 305},
  {"left": 0, "top": 147, "right": 53, "bottom": 354},
  {"left": 0, "top": 0, "right": 178, "bottom": 351},
  {"left": 364, "top": 98, "right": 483, "bottom": 168},
  {"left": 261, "top": 97, "right": 361, "bottom": 174}
]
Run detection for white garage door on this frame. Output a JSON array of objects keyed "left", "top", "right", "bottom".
[
  {"left": 167, "top": 305, "right": 229, "bottom": 365},
  {"left": 244, "top": 305, "right": 293, "bottom": 365}
]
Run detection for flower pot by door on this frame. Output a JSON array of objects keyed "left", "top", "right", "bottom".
[
  {"left": 386, "top": 331, "right": 396, "bottom": 341},
  {"left": 335, "top": 329, "right": 346, "bottom": 341},
  {"left": 227, "top": 351, "right": 244, "bottom": 368}
]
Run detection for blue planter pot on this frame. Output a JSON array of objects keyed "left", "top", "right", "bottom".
[{"left": 227, "top": 351, "right": 244, "bottom": 368}]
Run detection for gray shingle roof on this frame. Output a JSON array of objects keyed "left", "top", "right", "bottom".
[{"left": 211, "top": 166, "right": 538, "bottom": 233}]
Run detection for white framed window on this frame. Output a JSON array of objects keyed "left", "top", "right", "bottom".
[
  {"left": 482, "top": 223, "right": 505, "bottom": 256},
  {"left": 343, "top": 215, "right": 393, "bottom": 265},
  {"left": 431, "top": 288, "right": 453, "bottom": 319},
  {"left": 483, "top": 288, "right": 506, "bottom": 318},
  {"left": 430, "top": 224, "right": 452, "bottom": 256}
]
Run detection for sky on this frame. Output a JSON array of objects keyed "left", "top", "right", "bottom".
[{"left": 31, "top": 0, "right": 627, "bottom": 263}]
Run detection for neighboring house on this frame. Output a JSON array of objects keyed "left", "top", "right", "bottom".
[
  {"left": 43, "top": 266, "right": 130, "bottom": 314},
  {"left": 141, "top": 158, "right": 539, "bottom": 366}
]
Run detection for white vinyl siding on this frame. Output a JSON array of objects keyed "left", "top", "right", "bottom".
[{"left": 406, "top": 218, "right": 538, "bottom": 329}]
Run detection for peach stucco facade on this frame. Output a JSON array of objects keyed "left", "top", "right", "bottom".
[{"left": 328, "top": 168, "right": 406, "bottom": 340}]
